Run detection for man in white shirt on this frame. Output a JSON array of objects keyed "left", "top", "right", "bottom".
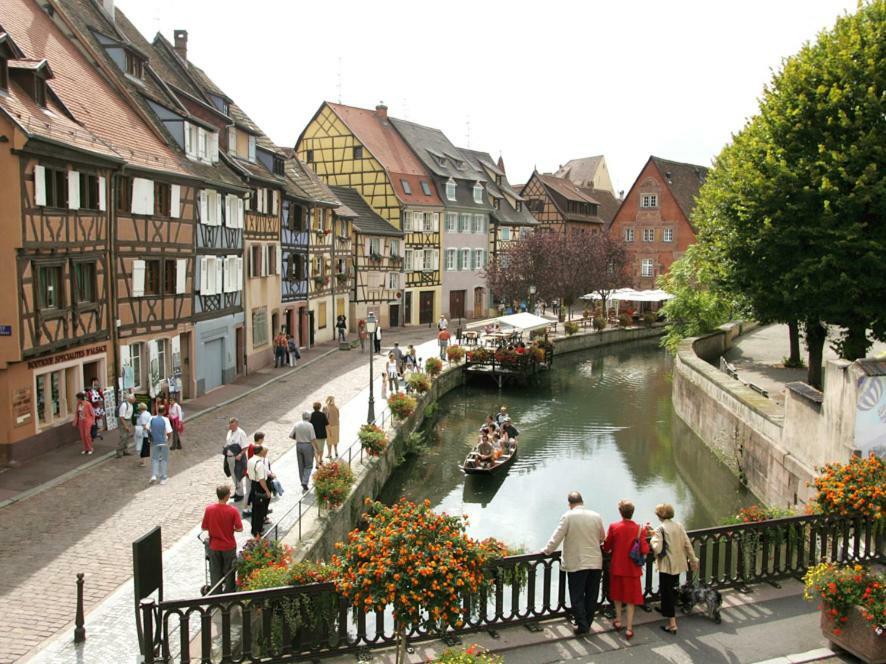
[
  {"left": 115, "top": 395, "right": 135, "bottom": 458},
  {"left": 289, "top": 412, "right": 316, "bottom": 493},
  {"left": 224, "top": 418, "right": 248, "bottom": 502},
  {"left": 542, "top": 491, "right": 606, "bottom": 635},
  {"left": 246, "top": 445, "right": 272, "bottom": 538}
]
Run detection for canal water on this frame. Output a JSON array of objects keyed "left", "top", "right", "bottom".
[{"left": 380, "top": 340, "right": 753, "bottom": 551}]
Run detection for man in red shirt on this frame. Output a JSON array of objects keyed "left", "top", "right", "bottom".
[{"left": 201, "top": 485, "right": 243, "bottom": 594}]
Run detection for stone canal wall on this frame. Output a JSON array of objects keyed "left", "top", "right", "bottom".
[{"left": 290, "top": 323, "right": 666, "bottom": 561}]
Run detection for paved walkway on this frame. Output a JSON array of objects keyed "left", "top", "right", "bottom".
[{"left": 2, "top": 327, "right": 436, "bottom": 664}]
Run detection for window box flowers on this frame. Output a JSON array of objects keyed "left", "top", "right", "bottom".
[
  {"left": 358, "top": 423, "right": 388, "bottom": 457},
  {"left": 406, "top": 371, "right": 432, "bottom": 394},
  {"left": 446, "top": 345, "right": 465, "bottom": 364},
  {"left": 425, "top": 357, "right": 443, "bottom": 376},
  {"left": 811, "top": 453, "right": 885, "bottom": 523},
  {"left": 312, "top": 461, "right": 355, "bottom": 510},
  {"left": 466, "top": 348, "right": 491, "bottom": 364},
  {"left": 387, "top": 392, "right": 416, "bottom": 420}
]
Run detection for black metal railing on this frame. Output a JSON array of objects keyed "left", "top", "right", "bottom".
[{"left": 142, "top": 514, "right": 883, "bottom": 662}]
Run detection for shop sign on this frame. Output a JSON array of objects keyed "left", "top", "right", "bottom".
[
  {"left": 12, "top": 387, "right": 32, "bottom": 427},
  {"left": 27, "top": 345, "right": 106, "bottom": 369}
]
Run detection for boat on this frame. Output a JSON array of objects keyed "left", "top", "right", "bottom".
[{"left": 459, "top": 438, "right": 518, "bottom": 475}]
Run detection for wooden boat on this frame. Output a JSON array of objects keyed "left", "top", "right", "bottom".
[{"left": 459, "top": 438, "right": 518, "bottom": 475}]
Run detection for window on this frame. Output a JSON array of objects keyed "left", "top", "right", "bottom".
[
  {"left": 641, "top": 259, "right": 654, "bottom": 277},
  {"left": 369, "top": 237, "right": 381, "bottom": 257},
  {"left": 353, "top": 146, "right": 363, "bottom": 160},
  {"left": 35, "top": 79, "right": 46, "bottom": 108},
  {"left": 144, "top": 260, "right": 161, "bottom": 295},
  {"left": 446, "top": 179, "right": 456, "bottom": 201},
  {"left": 252, "top": 308, "right": 269, "bottom": 348},
  {"left": 248, "top": 135, "right": 256, "bottom": 163},
  {"left": 125, "top": 51, "right": 144, "bottom": 79},
  {"left": 390, "top": 239, "right": 400, "bottom": 256},
  {"left": 420, "top": 181, "right": 432, "bottom": 196},
  {"left": 404, "top": 249, "right": 414, "bottom": 271},
  {"left": 641, "top": 194, "right": 658, "bottom": 208},
  {"left": 73, "top": 262, "right": 96, "bottom": 304},
  {"left": 458, "top": 213, "right": 469, "bottom": 233},
  {"left": 402, "top": 210, "right": 412, "bottom": 232},
  {"left": 624, "top": 227, "right": 635, "bottom": 242},
  {"left": 472, "top": 214, "right": 485, "bottom": 233},
  {"left": 162, "top": 259, "right": 177, "bottom": 294},
  {"left": 155, "top": 182, "right": 171, "bottom": 217},
  {"left": 227, "top": 127, "right": 237, "bottom": 155},
  {"left": 401, "top": 179, "right": 412, "bottom": 195},
  {"left": 117, "top": 176, "right": 131, "bottom": 212},
  {"left": 155, "top": 340, "right": 167, "bottom": 386},
  {"left": 39, "top": 166, "right": 67, "bottom": 208},
  {"left": 76, "top": 173, "right": 100, "bottom": 211},
  {"left": 38, "top": 264, "right": 64, "bottom": 310},
  {"left": 473, "top": 182, "right": 484, "bottom": 204},
  {"left": 250, "top": 245, "right": 263, "bottom": 278},
  {"left": 185, "top": 123, "right": 218, "bottom": 163},
  {"left": 445, "top": 248, "right": 456, "bottom": 271},
  {"left": 268, "top": 245, "right": 278, "bottom": 275},
  {"left": 306, "top": 149, "right": 314, "bottom": 163},
  {"left": 273, "top": 158, "right": 284, "bottom": 176},
  {"left": 445, "top": 212, "right": 457, "bottom": 232},
  {"left": 422, "top": 248, "right": 437, "bottom": 271},
  {"left": 126, "top": 343, "right": 143, "bottom": 391},
  {"left": 663, "top": 228, "right": 674, "bottom": 243},
  {"left": 643, "top": 228, "right": 655, "bottom": 242},
  {"left": 527, "top": 198, "right": 545, "bottom": 213},
  {"left": 423, "top": 212, "right": 434, "bottom": 232},
  {"left": 501, "top": 227, "right": 511, "bottom": 242},
  {"left": 317, "top": 301, "right": 327, "bottom": 329},
  {"left": 460, "top": 248, "right": 470, "bottom": 271},
  {"left": 473, "top": 249, "right": 485, "bottom": 270},
  {"left": 200, "top": 189, "right": 222, "bottom": 225},
  {"left": 387, "top": 272, "right": 400, "bottom": 289},
  {"left": 225, "top": 193, "right": 244, "bottom": 228}
]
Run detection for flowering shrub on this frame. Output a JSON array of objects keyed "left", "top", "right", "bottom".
[
  {"left": 467, "top": 348, "right": 491, "bottom": 363},
  {"left": 358, "top": 423, "right": 388, "bottom": 456},
  {"left": 447, "top": 345, "right": 466, "bottom": 363},
  {"left": 387, "top": 392, "right": 416, "bottom": 420},
  {"left": 288, "top": 560, "right": 336, "bottom": 585},
  {"left": 804, "top": 563, "right": 886, "bottom": 635},
  {"left": 241, "top": 564, "right": 294, "bottom": 592},
  {"left": 407, "top": 371, "right": 432, "bottom": 394},
  {"left": 618, "top": 313, "right": 631, "bottom": 327},
  {"left": 531, "top": 346, "right": 545, "bottom": 363},
  {"left": 235, "top": 539, "right": 292, "bottom": 588},
  {"left": 811, "top": 453, "right": 885, "bottom": 522},
  {"left": 593, "top": 317, "right": 606, "bottom": 331},
  {"left": 436, "top": 644, "right": 503, "bottom": 663},
  {"left": 564, "top": 321, "right": 579, "bottom": 336},
  {"left": 425, "top": 357, "right": 443, "bottom": 376},
  {"left": 721, "top": 504, "right": 796, "bottom": 525},
  {"left": 312, "top": 461, "right": 355, "bottom": 509},
  {"left": 494, "top": 349, "right": 521, "bottom": 367},
  {"left": 333, "top": 499, "right": 492, "bottom": 657}
]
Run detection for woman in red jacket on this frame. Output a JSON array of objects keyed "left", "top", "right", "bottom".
[
  {"left": 603, "top": 499, "right": 649, "bottom": 639},
  {"left": 72, "top": 392, "right": 95, "bottom": 455}
]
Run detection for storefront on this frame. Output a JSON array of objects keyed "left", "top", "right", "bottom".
[{"left": 118, "top": 329, "right": 192, "bottom": 403}]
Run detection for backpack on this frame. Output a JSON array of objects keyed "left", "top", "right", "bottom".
[{"left": 628, "top": 524, "right": 645, "bottom": 567}]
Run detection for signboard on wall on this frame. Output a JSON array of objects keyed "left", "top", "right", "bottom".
[
  {"left": 856, "top": 375, "right": 886, "bottom": 457},
  {"left": 103, "top": 388, "right": 117, "bottom": 431},
  {"left": 12, "top": 387, "right": 32, "bottom": 427}
]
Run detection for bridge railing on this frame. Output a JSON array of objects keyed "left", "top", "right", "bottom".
[{"left": 141, "top": 514, "right": 883, "bottom": 662}]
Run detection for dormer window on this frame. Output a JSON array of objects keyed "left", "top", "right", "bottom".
[
  {"left": 445, "top": 179, "right": 456, "bottom": 201},
  {"left": 401, "top": 179, "right": 412, "bottom": 195},
  {"left": 640, "top": 193, "right": 658, "bottom": 208},
  {"left": 273, "top": 158, "right": 284, "bottom": 176},
  {"left": 208, "top": 94, "right": 229, "bottom": 115},
  {"left": 248, "top": 134, "right": 256, "bottom": 163},
  {"left": 184, "top": 121, "right": 219, "bottom": 164},
  {"left": 420, "top": 181, "right": 431, "bottom": 196},
  {"left": 34, "top": 78, "right": 46, "bottom": 107},
  {"left": 125, "top": 51, "right": 144, "bottom": 79},
  {"left": 472, "top": 182, "right": 483, "bottom": 204}
]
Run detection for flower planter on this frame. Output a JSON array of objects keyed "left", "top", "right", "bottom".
[{"left": 821, "top": 605, "right": 885, "bottom": 664}]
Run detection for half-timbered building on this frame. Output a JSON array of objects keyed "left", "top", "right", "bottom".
[
  {"left": 609, "top": 156, "right": 708, "bottom": 289},
  {"left": 521, "top": 172, "right": 609, "bottom": 235},
  {"left": 330, "top": 187, "right": 405, "bottom": 328},
  {"left": 296, "top": 102, "right": 443, "bottom": 327}
]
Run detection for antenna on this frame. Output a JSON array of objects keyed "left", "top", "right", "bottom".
[{"left": 336, "top": 57, "right": 342, "bottom": 104}]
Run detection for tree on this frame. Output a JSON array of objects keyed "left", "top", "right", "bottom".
[{"left": 582, "top": 233, "right": 629, "bottom": 318}]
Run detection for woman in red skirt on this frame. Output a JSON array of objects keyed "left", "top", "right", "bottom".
[{"left": 603, "top": 499, "right": 649, "bottom": 639}]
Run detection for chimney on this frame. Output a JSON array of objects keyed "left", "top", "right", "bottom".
[
  {"left": 375, "top": 102, "right": 388, "bottom": 120},
  {"left": 101, "top": 0, "right": 115, "bottom": 22},
  {"left": 173, "top": 30, "right": 188, "bottom": 61}
]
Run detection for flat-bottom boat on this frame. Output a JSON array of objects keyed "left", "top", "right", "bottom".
[{"left": 459, "top": 439, "right": 518, "bottom": 475}]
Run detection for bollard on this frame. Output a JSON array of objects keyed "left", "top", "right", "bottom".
[{"left": 74, "top": 572, "right": 85, "bottom": 643}]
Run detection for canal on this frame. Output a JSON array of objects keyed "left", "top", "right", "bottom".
[{"left": 380, "top": 340, "right": 754, "bottom": 550}]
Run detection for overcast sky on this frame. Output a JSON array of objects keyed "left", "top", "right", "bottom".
[{"left": 117, "top": 0, "right": 856, "bottom": 195}]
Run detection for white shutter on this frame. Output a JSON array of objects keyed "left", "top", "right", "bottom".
[
  {"left": 237, "top": 197, "right": 244, "bottom": 228},
  {"left": 68, "top": 170, "right": 80, "bottom": 209},
  {"left": 433, "top": 249, "right": 440, "bottom": 271},
  {"left": 272, "top": 190, "right": 279, "bottom": 216},
  {"left": 364, "top": 237, "right": 371, "bottom": 256},
  {"left": 432, "top": 212, "right": 439, "bottom": 232},
  {"left": 402, "top": 212, "right": 411, "bottom": 232},
  {"left": 208, "top": 132, "right": 219, "bottom": 163},
  {"left": 276, "top": 244, "right": 282, "bottom": 276},
  {"left": 236, "top": 256, "right": 243, "bottom": 289},
  {"left": 215, "top": 257, "right": 224, "bottom": 295},
  {"left": 261, "top": 244, "right": 269, "bottom": 277},
  {"left": 198, "top": 190, "right": 208, "bottom": 223},
  {"left": 224, "top": 195, "right": 233, "bottom": 227},
  {"left": 214, "top": 191, "right": 223, "bottom": 226},
  {"left": 132, "top": 178, "right": 154, "bottom": 215},
  {"left": 176, "top": 259, "right": 187, "bottom": 294},
  {"left": 98, "top": 176, "right": 107, "bottom": 211},
  {"left": 34, "top": 165, "right": 46, "bottom": 206},
  {"left": 170, "top": 184, "right": 181, "bottom": 218},
  {"left": 199, "top": 257, "right": 209, "bottom": 294},
  {"left": 131, "top": 259, "right": 145, "bottom": 297},
  {"left": 223, "top": 257, "right": 231, "bottom": 293},
  {"left": 184, "top": 122, "right": 192, "bottom": 155},
  {"left": 405, "top": 249, "right": 413, "bottom": 271}
]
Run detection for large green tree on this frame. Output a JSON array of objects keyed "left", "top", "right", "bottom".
[{"left": 689, "top": 1, "right": 885, "bottom": 387}]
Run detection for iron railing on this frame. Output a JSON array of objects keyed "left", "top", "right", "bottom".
[{"left": 143, "top": 514, "right": 883, "bottom": 662}]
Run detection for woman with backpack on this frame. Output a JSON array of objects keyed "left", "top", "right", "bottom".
[
  {"left": 603, "top": 499, "right": 649, "bottom": 639},
  {"left": 650, "top": 503, "right": 699, "bottom": 635}
]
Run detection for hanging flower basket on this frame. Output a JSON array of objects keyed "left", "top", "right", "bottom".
[{"left": 358, "top": 423, "right": 388, "bottom": 457}]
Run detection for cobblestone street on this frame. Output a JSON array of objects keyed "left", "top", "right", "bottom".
[{"left": 0, "top": 328, "right": 436, "bottom": 664}]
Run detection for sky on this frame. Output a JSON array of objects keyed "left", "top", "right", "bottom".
[{"left": 116, "top": 0, "right": 857, "bottom": 195}]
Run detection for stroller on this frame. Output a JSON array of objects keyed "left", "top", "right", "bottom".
[{"left": 198, "top": 533, "right": 211, "bottom": 596}]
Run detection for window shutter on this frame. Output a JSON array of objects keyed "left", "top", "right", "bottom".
[
  {"left": 98, "top": 175, "right": 107, "bottom": 211},
  {"left": 68, "top": 170, "right": 80, "bottom": 209},
  {"left": 176, "top": 259, "right": 187, "bottom": 294},
  {"left": 276, "top": 244, "right": 282, "bottom": 276},
  {"left": 272, "top": 191, "right": 279, "bottom": 216},
  {"left": 208, "top": 132, "right": 219, "bottom": 162},
  {"left": 236, "top": 256, "right": 243, "bottom": 290},
  {"left": 198, "top": 257, "right": 208, "bottom": 294},
  {"left": 34, "top": 165, "right": 47, "bottom": 206},
  {"left": 131, "top": 259, "right": 145, "bottom": 297},
  {"left": 261, "top": 244, "right": 269, "bottom": 277},
  {"left": 432, "top": 212, "right": 439, "bottom": 232},
  {"left": 216, "top": 257, "right": 224, "bottom": 295},
  {"left": 402, "top": 212, "right": 411, "bottom": 232},
  {"left": 405, "top": 249, "right": 413, "bottom": 271},
  {"left": 170, "top": 184, "right": 180, "bottom": 218},
  {"left": 184, "top": 122, "right": 192, "bottom": 154},
  {"left": 198, "top": 190, "right": 208, "bottom": 223},
  {"left": 456, "top": 249, "right": 463, "bottom": 271},
  {"left": 214, "top": 192, "right": 223, "bottom": 226},
  {"left": 237, "top": 197, "right": 244, "bottom": 228},
  {"left": 364, "top": 237, "right": 371, "bottom": 256}
]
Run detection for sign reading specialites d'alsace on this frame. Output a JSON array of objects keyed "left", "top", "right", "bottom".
[{"left": 26, "top": 345, "right": 107, "bottom": 369}]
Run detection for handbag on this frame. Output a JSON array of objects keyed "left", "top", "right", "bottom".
[
  {"left": 628, "top": 524, "right": 645, "bottom": 567},
  {"left": 657, "top": 527, "right": 670, "bottom": 561}
]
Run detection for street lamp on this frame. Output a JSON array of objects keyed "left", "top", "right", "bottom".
[
  {"left": 365, "top": 312, "right": 378, "bottom": 424},
  {"left": 529, "top": 285, "right": 536, "bottom": 313}
]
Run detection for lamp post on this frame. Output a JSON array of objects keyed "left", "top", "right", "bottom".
[
  {"left": 365, "top": 312, "right": 377, "bottom": 424},
  {"left": 529, "top": 285, "right": 536, "bottom": 314}
]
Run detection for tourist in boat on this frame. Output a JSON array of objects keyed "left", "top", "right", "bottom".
[
  {"left": 490, "top": 432, "right": 504, "bottom": 460},
  {"left": 495, "top": 406, "right": 508, "bottom": 425},
  {"left": 603, "top": 499, "right": 649, "bottom": 640},
  {"left": 501, "top": 416, "right": 519, "bottom": 443},
  {"left": 650, "top": 503, "right": 699, "bottom": 636},
  {"left": 483, "top": 415, "right": 499, "bottom": 432},
  {"left": 476, "top": 436, "right": 494, "bottom": 467}
]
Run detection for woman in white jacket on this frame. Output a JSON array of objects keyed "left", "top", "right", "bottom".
[{"left": 650, "top": 503, "right": 699, "bottom": 635}]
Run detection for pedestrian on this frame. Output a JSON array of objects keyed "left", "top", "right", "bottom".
[
  {"left": 247, "top": 445, "right": 273, "bottom": 538},
  {"left": 542, "top": 491, "right": 606, "bottom": 635},
  {"left": 323, "top": 395, "right": 340, "bottom": 459},
  {"left": 115, "top": 394, "right": 135, "bottom": 458},
  {"left": 407, "top": 344, "right": 417, "bottom": 365},
  {"left": 289, "top": 412, "right": 316, "bottom": 493},
  {"left": 224, "top": 418, "right": 248, "bottom": 502},
  {"left": 274, "top": 329, "right": 287, "bottom": 368},
  {"left": 336, "top": 314, "right": 347, "bottom": 343},
  {"left": 201, "top": 484, "right": 243, "bottom": 594},
  {"left": 650, "top": 503, "right": 699, "bottom": 635},
  {"left": 287, "top": 335, "right": 300, "bottom": 367},
  {"left": 358, "top": 320, "right": 367, "bottom": 352},
  {"left": 168, "top": 397, "right": 184, "bottom": 450},
  {"left": 73, "top": 392, "right": 95, "bottom": 455},
  {"left": 87, "top": 379, "right": 105, "bottom": 441},
  {"left": 603, "top": 499, "right": 649, "bottom": 639},
  {"left": 386, "top": 352, "right": 399, "bottom": 394},
  {"left": 310, "top": 401, "right": 329, "bottom": 463},
  {"left": 438, "top": 329, "right": 450, "bottom": 360},
  {"left": 136, "top": 402, "right": 151, "bottom": 466},
  {"left": 392, "top": 342, "right": 405, "bottom": 374},
  {"left": 438, "top": 315, "right": 448, "bottom": 331},
  {"left": 374, "top": 324, "right": 382, "bottom": 354},
  {"left": 148, "top": 405, "right": 172, "bottom": 485}
]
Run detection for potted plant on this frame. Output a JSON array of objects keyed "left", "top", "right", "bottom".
[
  {"left": 358, "top": 423, "right": 388, "bottom": 457},
  {"left": 335, "top": 272, "right": 349, "bottom": 284},
  {"left": 467, "top": 347, "right": 491, "bottom": 363},
  {"left": 387, "top": 392, "right": 416, "bottom": 420},
  {"left": 425, "top": 357, "right": 443, "bottom": 376},
  {"left": 643, "top": 311, "right": 657, "bottom": 328},
  {"left": 564, "top": 321, "right": 579, "bottom": 336},
  {"left": 406, "top": 372, "right": 432, "bottom": 394},
  {"left": 804, "top": 562, "right": 886, "bottom": 662},
  {"left": 235, "top": 539, "right": 293, "bottom": 589},
  {"left": 618, "top": 313, "right": 631, "bottom": 327},
  {"left": 312, "top": 461, "right": 355, "bottom": 510},
  {"left": 811, "top": 453, "right": 885, "bottom": 523},
  {"left": 593, "top": 317, "right": 606, "bottom": 331},
  {"left": 446, "top": 345, "right": 465, "bottom": 364},
  {"left": 435, "top": 645, "right": 503, "bottom": 663}
]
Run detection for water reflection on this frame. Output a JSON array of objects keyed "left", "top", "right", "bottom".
[{"left": 380, "top": 341, "right": 753, "bottom": 549}]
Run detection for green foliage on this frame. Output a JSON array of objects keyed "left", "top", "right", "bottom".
[
  {"left": 235, "top": 539, "right": 292, "bottom": 588},
  {"left": 617, "top": 313, "right": 630, "bottom": 328},
  {"left": 642, "top": 311, "right": 657, "bottom": 328},
  {"left": 563, "top": 321, "right": 579, "bottom": 336},
  {"left": 387, "top": 392, "right": 417, "bottom": 420},
  {"left": 425, "top": 357, "right": 443, "bottom": 376},
  {"left": 447, "top": 345, "right": 466, "bottom": 363},
  {"left": 358, "top": 423, "right": 388, "bottom": 456},
  {"left": 403, "top": 431, "right": 427, "bottom": 457},
  {"left": 407, "top": 371, "right": 432, "bottom": 394},
  {"left": 592, "top": 317, "right": 606, "bottom": 331},
  {"left": 435, "top": 645, "right": 503, "bottom": 663}
]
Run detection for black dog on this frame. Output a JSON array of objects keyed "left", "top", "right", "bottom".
[{"left": 678, "top": 583, "right": 722, "bottom": 623}]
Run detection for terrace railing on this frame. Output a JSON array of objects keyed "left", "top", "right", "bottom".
[{"left": 142, "top": 514, "right": 883, "bottom": 662}]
